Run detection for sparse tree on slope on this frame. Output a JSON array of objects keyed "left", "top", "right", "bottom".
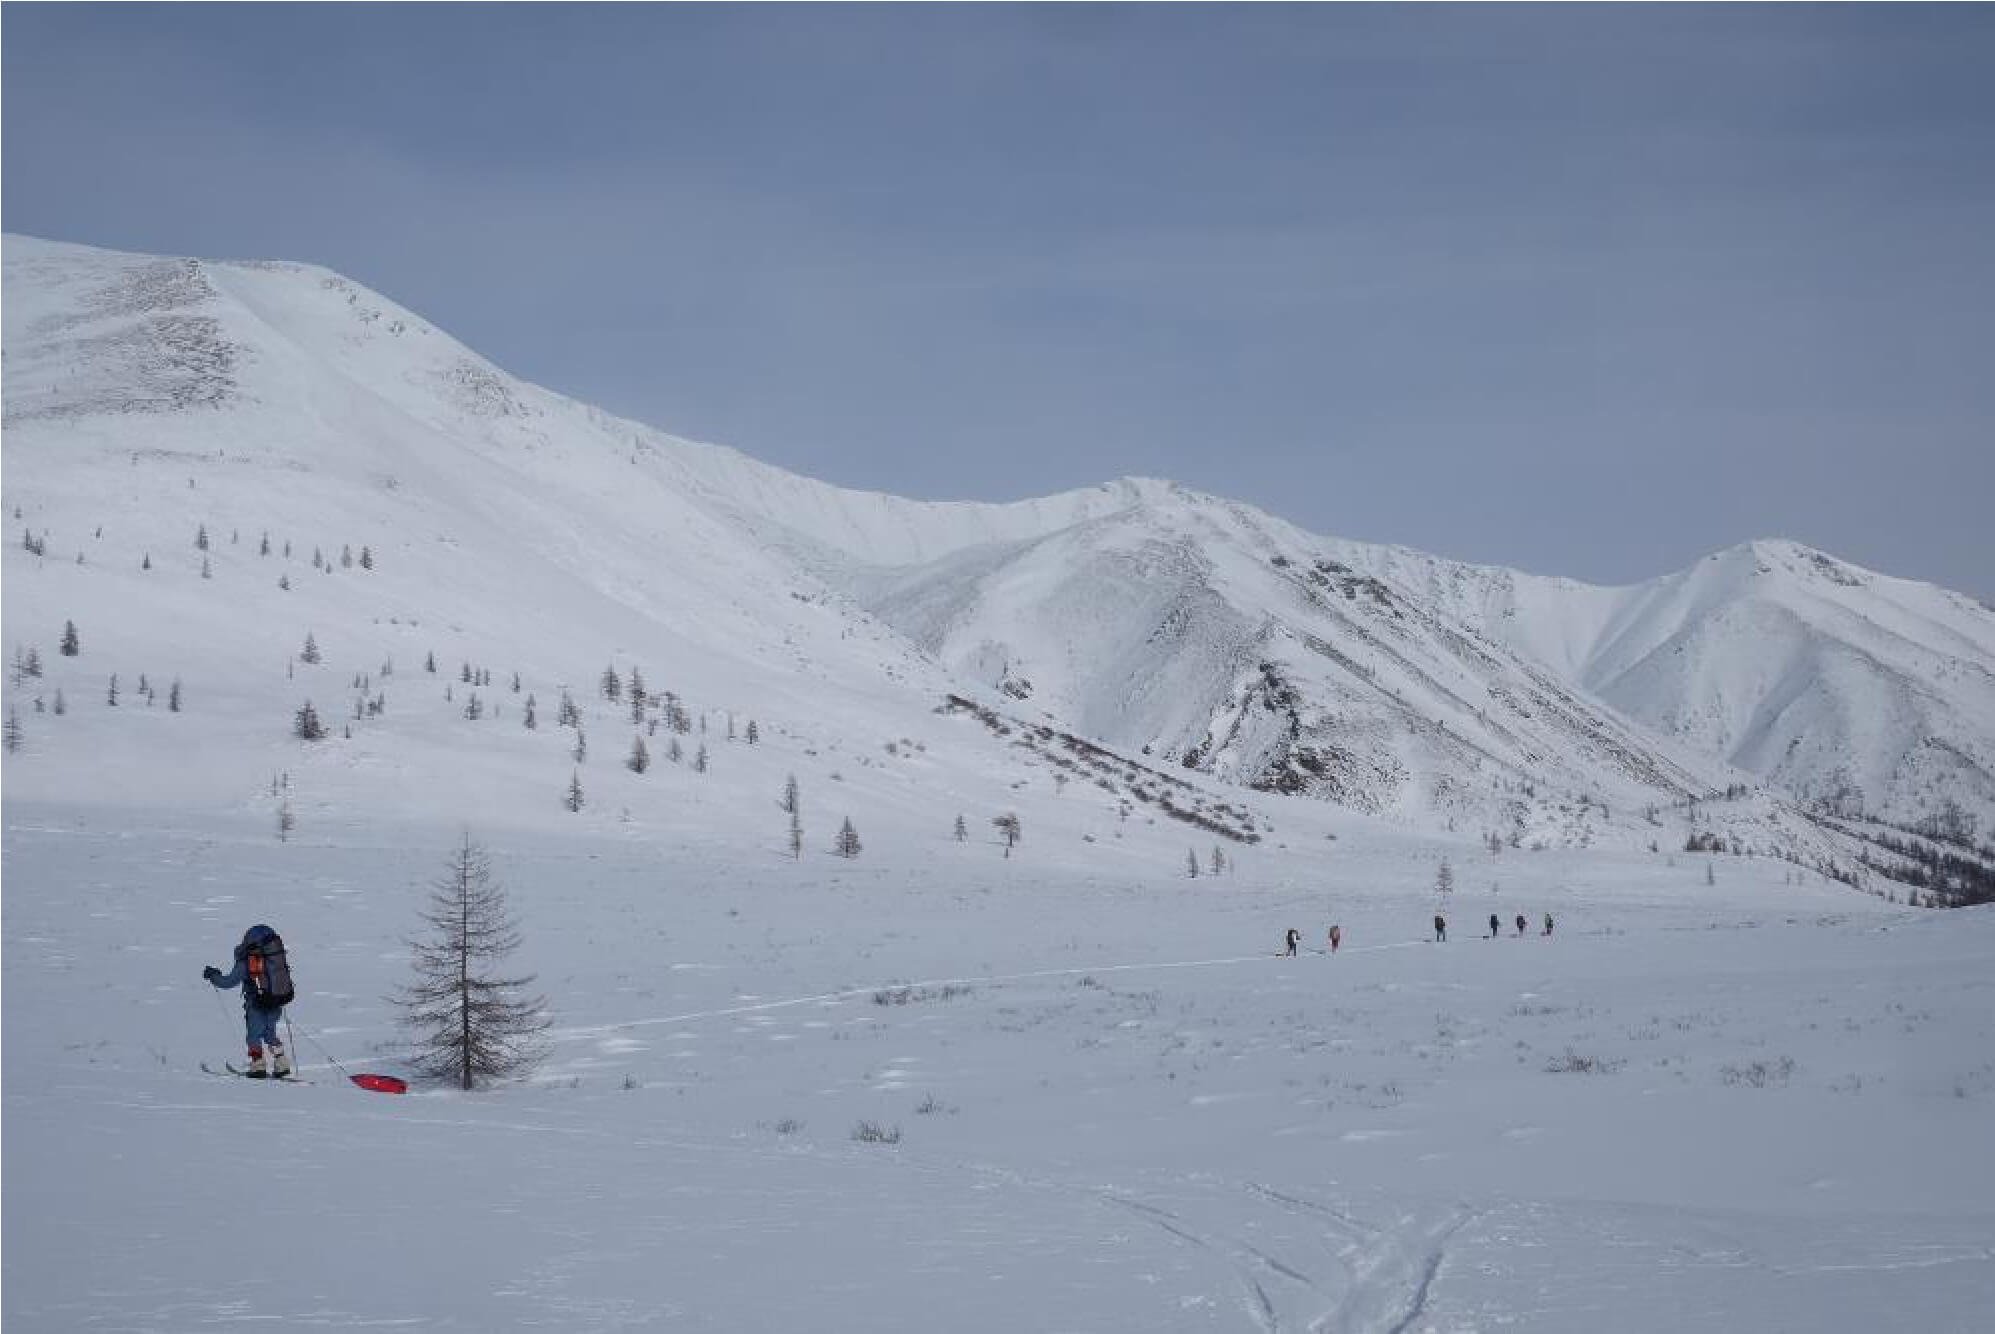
[
  {"left": 1187, "top": 849, "right": 1200, "bottom": 879},
  {"left": 835, "top": 817, "right": 861, "bottom": 859},
  {"left": 954, "top": 814, "right": 968, "bottom": 843},
  {"left": 301, "top": 632, "right": 321, "bottom": 665},
  {"left": 628, "top": 735, "right": 650, "bottom": 774},
  {"left": 781, "top": 773, "right": 799, "bottom": 815},
  {"left": 4, "top": 708, "right": 23, "bottom": 754},
  {"left": 294, "top": 700, "right": 325, "bottom": 741},
  {"left": 59, "top": 621, "right": 79, "bottom": 657},
  {"left": 394, "top": 836, "right": 549, "bottom": 1090},
  {"left": 994, "top": 812, "right": 1021, "bottom": 857},
  {"left": 1435, "top": 859, "right": 1455, "bottom": 896},
  {"left": 565, "top": 770, "right": 585, "bottom": 813}
]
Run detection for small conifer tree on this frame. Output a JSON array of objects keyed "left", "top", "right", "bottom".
[
  {"left": 394, "top": 835, "right": 550, "bottom": 1090},
  {"left": 836, "top": 817, "right": 861, "bottom": 859},
  {"left": 564, "top": 771, "right": 585, "bottom": 813},
  {"left": 60, "top": 621, "right": 79, "bottom": 657},
  {"left": 994, "top": 812, "right": 1021, "bottom": 856},
  {"left": 628, "top": 735, "right": 650, "bottom": 774}
]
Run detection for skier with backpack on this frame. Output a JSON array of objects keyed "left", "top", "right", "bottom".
[
  {"left": 1488, "top": 912, "right": 1501, "bottom": 939},
  {"left": 1514, "top": 913, "right": 1527, "bottom": 937},
  {"left": 1433, "top": 913, "right": 1447, "bottom": 943},
  {"left": 202, "top": 924, "right": 296, "bottom": 1077},
  {"left": 1283, "top": 927, "right": 1301, "bottom": 957}
]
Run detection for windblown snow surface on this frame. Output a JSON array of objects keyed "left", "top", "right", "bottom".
[{"left": 4, "top": 235, "right": 1994, "bottom": 1331}]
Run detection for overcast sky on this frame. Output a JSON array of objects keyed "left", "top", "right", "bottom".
[{"left": 6, "top": 6, "right": 1991, "bottom": 596}]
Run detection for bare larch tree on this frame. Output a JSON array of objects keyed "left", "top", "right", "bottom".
[{"left": 394, "top": 836, "right": 549, "bottom": 1090}]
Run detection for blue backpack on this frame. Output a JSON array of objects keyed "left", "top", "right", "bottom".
[{"left": 241, "top": 925, "right": 295, "bottom": 1011}]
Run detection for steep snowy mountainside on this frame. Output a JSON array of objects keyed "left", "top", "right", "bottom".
[
  {"left": 1326, "top": 535, "right": 1995, "bottom": 838},
  {"left": 843, "top": 484, "right": 1732, "bottom": 838},
  {"left": 5, "top": 234, "right": 1314, "bottom": 874},
  {"left": 7, "top": 234, "right": 1987, "bottom": 896}
]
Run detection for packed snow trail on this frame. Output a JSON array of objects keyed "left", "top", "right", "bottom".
[{"left": 551, "top": 938, "right": 1435, "bottom": 1045}]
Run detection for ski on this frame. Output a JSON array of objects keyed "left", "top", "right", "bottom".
[{"left": 201, "top": 1061, "right": 310, "bottom": 1083}]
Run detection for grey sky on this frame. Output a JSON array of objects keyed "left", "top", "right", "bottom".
[{"left": 6, "top": 5, "right": 1992, "bottom": 597}]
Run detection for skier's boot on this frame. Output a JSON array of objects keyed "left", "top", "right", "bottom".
[
  {"left": 271, "top": 1043, "right": 292, "bottom": 1079},
  {"left": 246, "top": 1046, "right": 269, "bottom": 1079}
]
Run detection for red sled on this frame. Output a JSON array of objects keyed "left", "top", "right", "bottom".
[{"left": 349, "top": 1073, "right": 409, "bottom": 1095}]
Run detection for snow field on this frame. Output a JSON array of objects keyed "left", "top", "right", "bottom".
[{"left": 6, "top": 805, "right": 1992, "bottom": 1331}]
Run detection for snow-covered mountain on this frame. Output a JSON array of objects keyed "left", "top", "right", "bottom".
[{"left": 5, "top": 234, "right": 1990, "bottom": 894}]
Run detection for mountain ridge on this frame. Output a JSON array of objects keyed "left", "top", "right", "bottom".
[{"left": 6, "top": 232, "right": 1990, "bottom": 894}]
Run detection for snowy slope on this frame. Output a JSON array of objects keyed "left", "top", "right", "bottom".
[
  {"left": 6, "top": 232, "right": 1989, "bottom": 878},
  {"left": 1333, "top": 538, "right": 1995, "bottom": 839}
]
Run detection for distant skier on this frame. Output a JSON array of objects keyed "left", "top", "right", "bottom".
[
  {"left": 202, "top": 924, "right": 295, "bottom": 1077},
  {"left": 1543, "top": 913, "right": 1555, "bottom": 938},
  {"left": 1488, "top": 913, "right": 1501, "bottom": 939},
  {"left": 1514, "top": 913, "right": 1527, "bottom": 937},
  {"left": 1283, "top": 927, "right": 1300, "bottom": 957},
  {"left": 1327, "top": 924, "right": 1343, "bottom": 954},
  {"left": 1433, "top": 914, "right": 1447, "bottom": 943}
]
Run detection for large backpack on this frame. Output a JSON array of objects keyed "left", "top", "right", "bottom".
[{"left": 241, "top": 926, "right": 295, "bottom": 1012}]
